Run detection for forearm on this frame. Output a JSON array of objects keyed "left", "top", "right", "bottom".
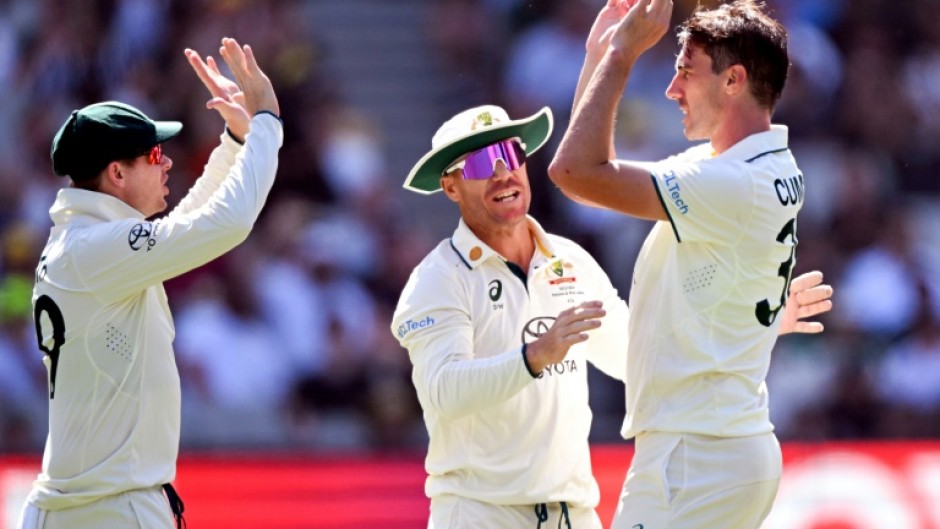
[
  {"left": 551, "top": 47, "right": 638, "bottom": 192},
  {"left": 172, "top": 130, "right": 242, "bottom": 216},
  {"left": 572, "top": 50, "right": 615, "bottom": 160},
  {"left": 416, "top": 347, "right": 533, "bottom": 420}
]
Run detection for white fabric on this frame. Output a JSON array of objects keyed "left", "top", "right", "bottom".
[
  {"left": 430, "top": 494, "right": 602, "bottom": 529},
  {"left": 623, "top": 125, "right": 803, "bottom": 439},
  {"left": 610, "top": 432, "right": 781, "bottom": 529},
  {"left": 27, "top": 114, "right": 282, "bottom": 511},
  {"left": 392, "top": 216, "right": 628, "bottom": 509},
  {"left": 432, "top": 105, "right": 513, "bottom": 149},
  {"left": 17, "top": 486, "right": 174, "bottom": 529}
]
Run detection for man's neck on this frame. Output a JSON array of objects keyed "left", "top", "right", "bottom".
[
  {"left": 474, "top": 220, "right": 536, "bottom": 272},
  {"left": 711, "top": 107, "right": 772, "bottom": 154}
]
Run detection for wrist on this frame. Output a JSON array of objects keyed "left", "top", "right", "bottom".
[
  {"left": 608, "top": 45, "right": 641, "bottom": 66},
  {"left": 521, "top": 344, "right": 541, "bottom": 378},
  {"left": 225, "top": 127, "right": 246, "bottom": 145}
]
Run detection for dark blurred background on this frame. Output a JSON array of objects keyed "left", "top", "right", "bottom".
[{"left": 1, "top": 0, "right": 939, "bottom": 454}]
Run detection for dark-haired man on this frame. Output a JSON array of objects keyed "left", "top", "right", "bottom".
[{"left": 550, "top": 1, "right": 830, "bottom": 528}]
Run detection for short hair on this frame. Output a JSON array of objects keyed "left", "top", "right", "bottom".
[{"left": 677, "top": 0, "right": 789, "bottom": 110}]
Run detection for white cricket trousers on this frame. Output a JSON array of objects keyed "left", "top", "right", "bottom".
[
  {"left": 429, "top": 494, "right": 602, "bottom": 529},
  {"left": 16, "top": 486, "right": 176, "bottom": 529},
  {"left": 610, "top": 431, "right": 782, "bottom": 529}
]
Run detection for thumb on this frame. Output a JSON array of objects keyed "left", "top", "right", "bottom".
[
  {"left": 206, "top": 97, "right": 243, "bottom": 121},
  {"left": 206, "top": 96, "right": 229, "bottom": 109}
]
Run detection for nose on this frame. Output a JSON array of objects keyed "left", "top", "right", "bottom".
[
  {"left": 492, "top": 159, "right": 512, "bottom": 180},
  {"left": 665, "top": 74, "right": 681, "bottom": 101},
  {"left": 162, "top": 154, "right": 173, "bottom": 171}
]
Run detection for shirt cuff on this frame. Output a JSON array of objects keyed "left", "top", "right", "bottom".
[
  {"left": 253, "top": 110, "right": 283, "bottom": 124},
  {"left": 521, "top": 344, "right": 540, "bottom": 379},
  {"left": 225, "top": 127, "right": 245, "bottom": 145}
]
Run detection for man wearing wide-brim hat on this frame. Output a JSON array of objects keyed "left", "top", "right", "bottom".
[
  {"left": 394, "top": 104, "right": 630, "bottom": 528},
  {"left": 18, "top": 38, "right": 281, "bottom": 529}
]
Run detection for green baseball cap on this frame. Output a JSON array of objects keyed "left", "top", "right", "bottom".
[
  {"left": 51, "top": 101, "right": 183, "bottom": 181},
  {"left": 403, "top": 105, "right": 553, "bottom": 195}
]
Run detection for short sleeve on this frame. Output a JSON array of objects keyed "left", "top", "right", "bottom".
[{"left": 649, "top": 158, "right": 755, "bottom": 244}]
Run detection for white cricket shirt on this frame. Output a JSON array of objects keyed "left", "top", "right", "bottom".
[
  {"left": 28, "top": 114, "right": 283, "bottom": 510},
  {"left": 623, "top": 125, "right": 803, "bottom": 439},
  {"left": 392, "top": 216, "right": 628, "bottom": 507}
]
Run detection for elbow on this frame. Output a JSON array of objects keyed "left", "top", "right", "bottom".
[
  {"left": 427, "top": 385, "right": 466, "bottom": 421},
  {"left": 217, "top": 224, "right": 253, "bottom": 252},
  {"left": 547, "top": 157, "right": 574, "bottom": 189},
  {"left": 425, "top": 375, "right": 471, "bottom": 421},
  {"left": 231, "top": 225, "right": 253, "bottom": 245}
]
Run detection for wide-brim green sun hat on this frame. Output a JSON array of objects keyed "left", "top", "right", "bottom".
[{"left": 403, "top": 105, "right": 553, "bottom": 195}]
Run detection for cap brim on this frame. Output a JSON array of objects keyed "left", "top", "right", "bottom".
[
  {"left": 154, "top": 121, "right": 183, "bottom": 143},
  {"left": 403, "top": 107, "right": 553, "bottom": 195}
]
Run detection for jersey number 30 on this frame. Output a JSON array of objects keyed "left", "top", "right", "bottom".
[
  {"left": 33, "top": 295, "right": 65, "bottom": 399},
  {"left": 755, "top": 218, "right": 797, "bottom": 327}
]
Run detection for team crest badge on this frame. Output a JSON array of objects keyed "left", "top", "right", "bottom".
[
  {"left": 550, "top": 259, "right": 564, "bottom": 277},
  {"left": 472, "top": 111, "right": 495, "bottom": 130}
]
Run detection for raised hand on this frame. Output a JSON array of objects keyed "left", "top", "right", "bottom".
[
  {"left": 218, "top": 37, "right": 279, "bottom": 118},
  {"left": 611, "top": 0, "right": 673, "bottom": 60},
  {"left": 185, "top": 47, "right": 251, "bottom": 140},
  {"left": 779, "top": 271, "right": 834, "bottom": 335},
  {"left": 525, "top": 301, "right": 606, "bottom": 373},
  {"left": 586, "top": 0, "right": 633, "bottom": 57}
]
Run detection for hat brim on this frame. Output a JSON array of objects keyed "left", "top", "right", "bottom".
[
  {"left": 154, "top": 121, "right": 183, "bottom": 143},
  {"left": 403, "top": 107, "right": 553, "bottom": 195}
]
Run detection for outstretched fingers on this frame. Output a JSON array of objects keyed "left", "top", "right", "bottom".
[
  {"left": 185, "top": 49, "right": 218, "bottom": 94},
  {"left": 557, "top": 302, "right": 606, "bottom": 343},
  {"left": 790, "top": 270, "right": 824, "bottom": 293},
  {"left": 219, "top": 38, "right": 248, "bottom": 84},
  {"left": 790, "top": 271, "right": 834, "bottom": 315}
]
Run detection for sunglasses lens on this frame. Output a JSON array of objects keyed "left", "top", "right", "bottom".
[
  {"left": 148, "top": 144, "right": 162, "bottom": 165},
  {"left": 461, "top": 140, "right": 526, "bottom": 180}
]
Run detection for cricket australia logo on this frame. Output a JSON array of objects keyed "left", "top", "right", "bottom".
[
  {"left": 128, "top": 222, "right": 157, "bottom": 251},
  {"left": 471, "top": 111, "right": 498, "bottom": 130}
]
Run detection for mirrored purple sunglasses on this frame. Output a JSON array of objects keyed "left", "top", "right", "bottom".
[{"left": 446, "top": 139, "right": 527, "bottom": 180}]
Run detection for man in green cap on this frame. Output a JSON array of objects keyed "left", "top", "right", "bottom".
[
  {"left": 17, "top": 37, "right": 281, "bottom": 529},
  {"left": 391, "top": 104, "right": 832, "bottom": 528}
]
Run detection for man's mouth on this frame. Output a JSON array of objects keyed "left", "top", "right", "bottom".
[{"left": 493, "top": 190, "right": 519, "bottom": 203}]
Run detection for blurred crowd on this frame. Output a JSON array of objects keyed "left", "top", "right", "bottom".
[{"left": 1, "top": 0, "right": 940, "bottom": 453}]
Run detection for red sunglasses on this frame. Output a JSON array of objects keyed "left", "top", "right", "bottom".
[{"left": 145, "top": 144, "right": 163, "bottom": 165}]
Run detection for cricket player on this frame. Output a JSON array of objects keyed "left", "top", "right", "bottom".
[
  {"left": 18, "top": 38, "right": 281, "bottom": 529},
  {"left": 549, "top": 1, "right": 830, "bottom": 528},
  {"left": 393, "top": 102, "right": 831, "bottom": 528}
]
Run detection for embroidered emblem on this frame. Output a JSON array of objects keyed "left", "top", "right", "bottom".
[{"left": 471, "top": 112, "right": 494, "bottom": 130}]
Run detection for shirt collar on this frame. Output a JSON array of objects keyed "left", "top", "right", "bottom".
[
  {"left": 449, "top": 215, "right": 562, "bottom": 271},
  {"left": 49, "top": 188, "right": 145, "bottom": 227},
  {"left": 715, "top": 124, "right": 789, "bottom": 161}
]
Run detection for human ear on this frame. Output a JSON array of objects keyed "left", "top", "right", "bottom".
[
  {"left": 105, "top": 161, "right": 126, "bottom": 188},
  {"left": 725, "top": 64, "right": 747, "bottom": 94},
  {"left": 440, "top": 174, "right": 461, "bottom": 203}
]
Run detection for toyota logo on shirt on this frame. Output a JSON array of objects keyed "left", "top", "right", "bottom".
[
  {"left": 128, "top": 222, "right": 157, "bottom": 251},
  {"left": 521, "top": 316, "right": 555, "bottom": 344}
]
